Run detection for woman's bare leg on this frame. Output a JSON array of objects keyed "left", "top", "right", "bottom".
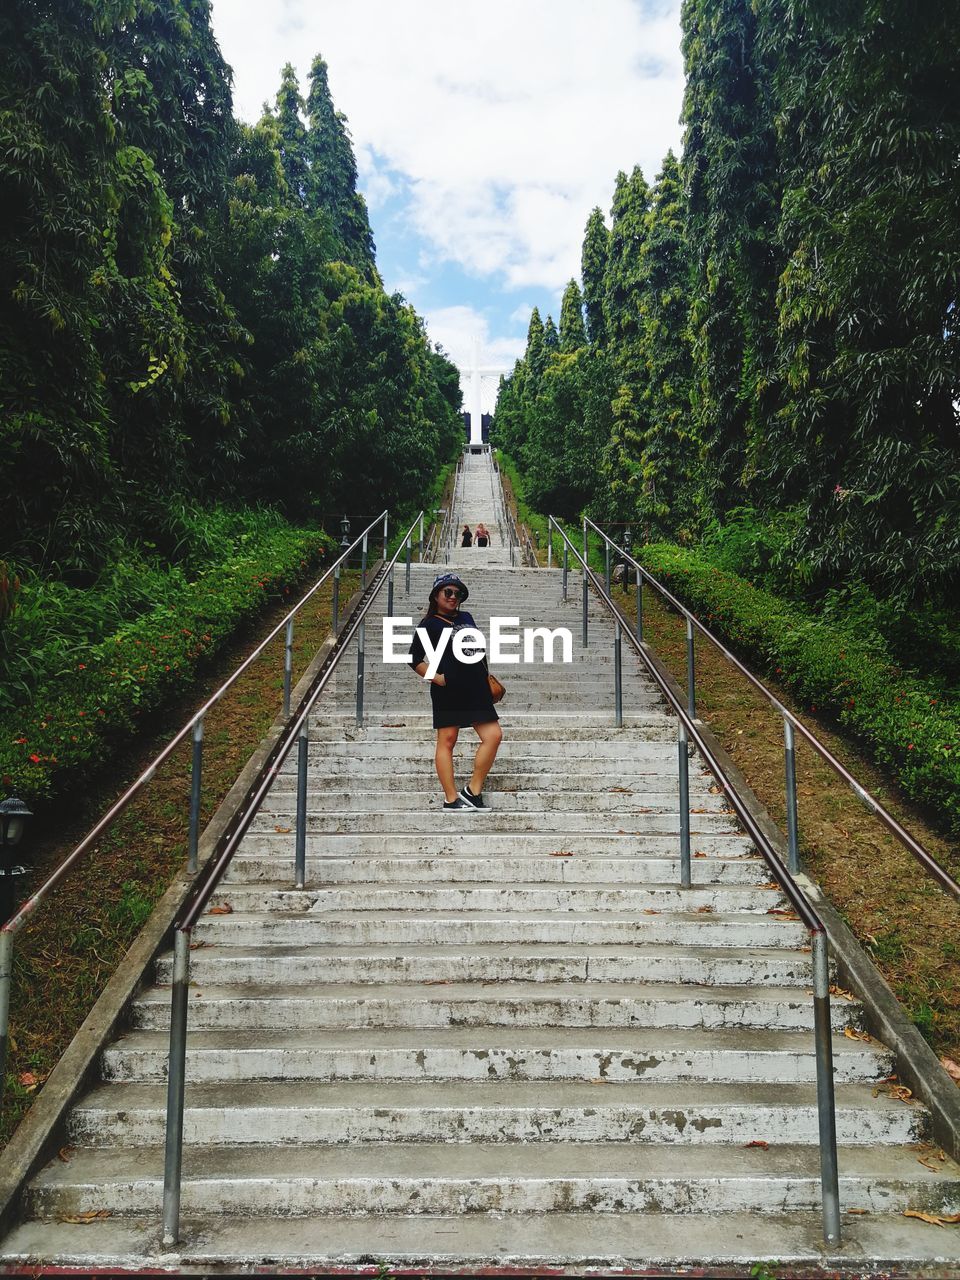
[
  {"left": 469, "top": 720, "right": 503, "bottom": 795},
  {"left": 435, "top": 726, "right": 460, "bottom": 801}
]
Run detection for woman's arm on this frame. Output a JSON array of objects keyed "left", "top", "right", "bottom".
[{"left": 412, "top": 660, "right": 446, "bottom": 686}]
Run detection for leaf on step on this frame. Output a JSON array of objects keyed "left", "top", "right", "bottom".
[
  {"left": 424, "top": 980, "right": 451, "bottom": 986},
  {"left": 903, "top": 1209, "right": 960, "bottom": 1226},
  {"left": 843, "top": 1027, "right": 871, "bottom": 1041},
  {"left": 549, "top": 850, "right": 573, "bottom": 857},
  {"left": 709, "top": 786, "right": 721, "bottom": 794},
  {"left": 767, "top": 908, "right": 799, "bottom": 919},
  {"left": 940, "top": 1055, "right": 960, "bottom": 1085},
  {"left": 208, "top": 903, "right": 233, "bottom": 915},
  {"left": 189, "top": 940, "right": 211, "bottom": 950},
  {"left": 694, "top": 851, "right": 707, "bottom": 859},
  {"left": 382, "top": 723, "right": 406, "bottom": 728},
  {"left": 847, "top": 1208, "right": 870, "bottom": 1215},
  {"left": 57, "top": 1146, "right": 74, "bottom": 1163},
  {"left": 918, "top": 1155, "right": 944, "bottom": 1173},
  {"left": 274, "top": 825, "right": 292, "bottom": 834},
  {"left": 642, "top": 909, "right": 660, "bottom": 915},
  {"left": 60, "top": 1210, "right": 111, "bottom": 1224},
  {"left": 830, "top": 985, "right": 856, "bottom": 1001},
  {"left": 590, "top": 1078, "right": 610, "bottom": 1084},
  {"left": 695, "top": 905, "right": 714, "bottom": 914},
  {"left": 761, "top": 882, "right": 780, "bottom": 890},
  {"left": 608, "top": 787, "right": 633, "bottom": 794},
  {"left": 743, "top": 1140, "right": 769, "bottom": 1149},
  {"left": 17, "top": 1071, "right": 40, "bottom": 1091}
]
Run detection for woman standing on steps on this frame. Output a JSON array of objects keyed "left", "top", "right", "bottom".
[{"left": 409, "top": 573, "right": 503, "bottom": 812}]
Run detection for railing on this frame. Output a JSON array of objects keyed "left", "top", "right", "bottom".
[
  {"left": 574, "top": 517, "right": 960, "bottom": 903},
  {"left": 0, "top": 510, "right": 391, "bottom": 1104},
  {"left": 160, "top": 510, "right": 424, "bottom": 1246},
  {"left": 547, "top": 516, "right": 842, "bottom": 1247}
]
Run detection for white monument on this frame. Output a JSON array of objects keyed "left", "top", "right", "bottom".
[{"left": 464, "top": 338, "right": 510, "bottom": 447}]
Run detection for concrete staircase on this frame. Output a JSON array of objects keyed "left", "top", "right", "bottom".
[{"left": 3, "top": 463, "right": 960, "bottom": 1272}]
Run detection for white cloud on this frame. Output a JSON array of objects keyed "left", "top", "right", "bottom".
[{"left": 210, "top": 1, "right": 684, "bottom": 297}]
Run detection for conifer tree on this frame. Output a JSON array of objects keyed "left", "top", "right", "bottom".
[
  {"left": 543, "top": 315, "right": 559, "bottom": 351},
  {"left": 274, "top": 63, "right": 310, "bottom": 207},
  {"left": 559, "top": 280, "right": 587, "bottom": 353},
  {"left": 581, "top": 207, "right": 609, "bottom": 348}
]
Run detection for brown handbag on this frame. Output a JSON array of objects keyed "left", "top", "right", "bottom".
[{"left": 488, "top": 673, "right": 506, "bottom": 703}]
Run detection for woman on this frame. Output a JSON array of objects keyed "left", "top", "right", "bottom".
[
  {"left": 475, "top": 522, "right": 490, "bottom": 548},
  {"left": 409, "top": 573, "right": 503, "bottom": 812},
  {"left": 460, "top": 524, "right": 473, "bottom": 548}
]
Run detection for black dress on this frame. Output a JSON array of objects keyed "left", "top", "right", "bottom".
[
  {"left": 461, "top": 530, "right": 473, "bottom": 547},
  {"left": 409, "top": 611, "right": 498, "bottom": 729}
]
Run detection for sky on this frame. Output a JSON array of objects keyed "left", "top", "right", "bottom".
[{"left": 209, "top": 0, "right": 686, "bottom": 411}]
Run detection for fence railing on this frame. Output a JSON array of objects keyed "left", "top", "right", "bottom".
[
  {"left": 160, "top": 510, "right": 424, "bottom": 1245},
  {"left": 0, "top": 510, "right": 392, "bottom": 1103},
  {"left": 573, "top": 516, "right": 960, "bottom": 903},
  {"left": 547, "top": 515, "right": 842, "bottom": 1246}
]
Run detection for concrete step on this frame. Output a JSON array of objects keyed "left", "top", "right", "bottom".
[
  {"left": 27, "top": 1142, "right": 960, "bottom": 1220},
  {"left": 191, "top": 909, "right": 810, "bottom": 949},
  {"left": 7, "top": 1209, "right": 960, "bottom": 1274},
  {"left": 221, "top": 854, "right": 766, "bottom": 885},
  {"left": 246, "top": 811, "right": 742, "bottom": 835},
  {"left": 235, "top": 834, "right": 757, "bottom": 860},
  {"left": 204, "top": 881, "right": 780, "bottom": 914},
  {"left": 305, "top": 721, "right": 676, "bottom": 740},
  {"left": 153, "top": 942, "right": 814, "bottom": 988},
  {"left": 263, "top": 790, "right": 724, "bottom": 812},
  {"left": 101, "top": 1025, "right": 891, "bottom": 1085},
  {"left": 129, "top": 981, "right": 858, "bottom": 1033},
  {"left": 66, "top": 1081, "right": 919, "bottom": 1148}
]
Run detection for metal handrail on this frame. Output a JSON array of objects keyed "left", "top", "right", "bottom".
[
  {"left": 0, "top": 510, "right": 391, "bottom": 1101},
  {"left": 581, "top": 517, "right": 960, "bottom": 903},
  {"left": 548, "top": 516, "right": 842, "bottom": 1247},
  {"left": 160, "top": 510, "right": 424, "bottom": 1246}
]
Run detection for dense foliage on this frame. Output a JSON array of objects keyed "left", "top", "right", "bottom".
[
  {"left": 493, "top": 0, "right": 960, "bottom": 613},
  {"left": 0, "top": 0, "right": 462, "bottom": 578}
]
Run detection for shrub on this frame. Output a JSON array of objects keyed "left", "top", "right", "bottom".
[
  {"left": 638, "top": 542, "right": 960, "bottom": 837},
  {"left": 0, "top": 525, "right": 331, "bottom": 805}
]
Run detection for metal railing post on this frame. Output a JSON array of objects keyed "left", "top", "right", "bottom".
[
  {"left": 547, "top": 527, "right": 553, "bottom": 569},
  {"left": 581, "top": 521, "right": 589, "bottom": 648},
  {"left": 614, "top": 623, "right": 623, "bottom": 728},
  {"left": 295, "top": 717, "right": 309, "bottom": 890},
  {"left": 387, "top": 568, "right": 395, "bottom": 618},
  {"left": 187, "top": 717, "right": 204, "bottom": 875},
  {"left": 562, "top": 542, "right": 569, "bottom": 600},
  {"left": 418, "top": 513, "right": 424, "bottom": 562},
  {"left": 678, "top": 721, "right": 691, "bottom": 889},
  {"left": 332, "top": 562, "right": 341, "bottom": 634},
  {"left": 605, "top": 540, "right": 611, "bottom": 595},
  {"left": 812, "top": 932, "right": 842, "bottom": 1245},
  {"left": 356, "top": 620, "right": 366, "bottom": 726},
  {"left": 382, "top": 513, "right": 389, "bottom": 562},
  {"left": 161, "top": 927, "right": 191, "bottom": 1247},
  {"left": 636, "top": 576, "right": 643, "bottom": 643},
  {"left": 405, "top": 537, "right": 412, "bottom": 594},
  {"left": 361, "top": 532, "right": 368, "bottom": 587},
  {"left": 784, "top": 718, "right": 801, "bottom": 874},
  {"left": 282, "top": 618, "right": 294, "bottom": 718},
  {"left": 686, "top": 617, "right": 697, "bottom": 719}
]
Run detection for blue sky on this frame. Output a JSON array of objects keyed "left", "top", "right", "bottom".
[{"left": 209, "top": 0, "right": 685, "bottom": 409}]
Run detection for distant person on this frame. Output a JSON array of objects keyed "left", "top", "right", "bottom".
[
  {"left": 461, "top": 525, "right": 473, "bottom": 547},
  {"left": 475, "top": 523, "right": 490, "bottom": 547}
]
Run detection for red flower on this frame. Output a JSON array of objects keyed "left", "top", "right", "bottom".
[
  {"left": 907, "top": 744, "right": 914, "bottom": 750},
  {"left": 77, "top": 663, "right": 86, "bottom": 670},
  {"left": 29, "top": 754, "right": 40, "bottom": 764}
]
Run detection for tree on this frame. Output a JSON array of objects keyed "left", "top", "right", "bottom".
[
  {"left": 581, "top": 207, "right": 609, "bottom": 348},
  {"left": 559, "top": 279, "right": 587, "bottom": 353}
]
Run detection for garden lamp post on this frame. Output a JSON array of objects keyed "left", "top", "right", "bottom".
[
  {"left": 0, "top": 797, "right": 32, "bottom": 926},
  {"left": 340, "top": 515, "right": 351, "bottom": 550}
]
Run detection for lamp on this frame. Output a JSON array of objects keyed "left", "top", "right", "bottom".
[
  {"left": 0, "top": 796, "right": 32, "bottom": 925},
  {"left": 340, "top": 515, "right": 351, "bottom": 549}
]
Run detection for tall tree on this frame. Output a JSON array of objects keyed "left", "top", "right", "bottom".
[
  {"left": 581, "top": 207, "right": 609, "bottom": 349},
  {"left": 559, "top": 279, "right": 587, "bottom": 353}
]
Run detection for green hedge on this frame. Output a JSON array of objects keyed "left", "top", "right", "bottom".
[
  {"left": 1, "top": 526, "right": 332, "bottom": 804},
  {"left": 639, "top": 542, "right": 960, "bottom": 838}
]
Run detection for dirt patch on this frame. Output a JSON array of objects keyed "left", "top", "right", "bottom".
[
  {"left": 614, "top": 580, "right": 960, "bottom": 1066},
  {"left": 2, "top": 570, "right": 360, "bottom": 1146}
]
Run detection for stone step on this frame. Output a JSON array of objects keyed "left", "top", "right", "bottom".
[
  {"left": 192, "top": 909, "right": 809, "bottom": 949},
  {"left": 66, "top": 1081, "right": 919, "bottom": 1149},
  {"left": 246, "top": 811, "right": 742, "bottom": 835},
  {"left": 236, "top": 834, "right": 756, "bottom": 860},
  {"left": 271, "top": 769, "right": 713, "bottom": 792},
  {"left": 205, "top": 881, "right": 779, "bottom": 914},
  {"left": 101, "top": 1025, "right": 890, "bottom": 1085},
  {"left": 153, "top": 942, "right": 814, "bottom": 988},
  {"left": 306, "top": 721, "right": 675, "bottom": 740},
  {"left": 222, "top": 854, "right": 765, "bottom": 885},
  {"left": 7, "top": 1209, "right": 960, "bottom": 1273},
  {"left": 129, "top": 981, "right": 857, "bottom": 1033},
  {"left": 27, "top": 1142, "right": 959, "bottom": 1220},
  {"left": 263, "top": 790, "right": 723, "bottom": 812}
]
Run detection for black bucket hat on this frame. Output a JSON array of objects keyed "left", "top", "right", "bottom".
[{"left": 432, "top": 573, "right": 469, "bottom": 602}]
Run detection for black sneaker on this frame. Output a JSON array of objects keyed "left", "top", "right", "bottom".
[
  {"left": 442, "top": 797, "right": 470, "bottom": 811},
  {"left": 458, "top": 785, "right": 490, "bottom": 812}
]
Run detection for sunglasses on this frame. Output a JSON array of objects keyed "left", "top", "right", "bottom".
[{"left": 439, "top": 587, "right": 462, "bottom": 599}]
